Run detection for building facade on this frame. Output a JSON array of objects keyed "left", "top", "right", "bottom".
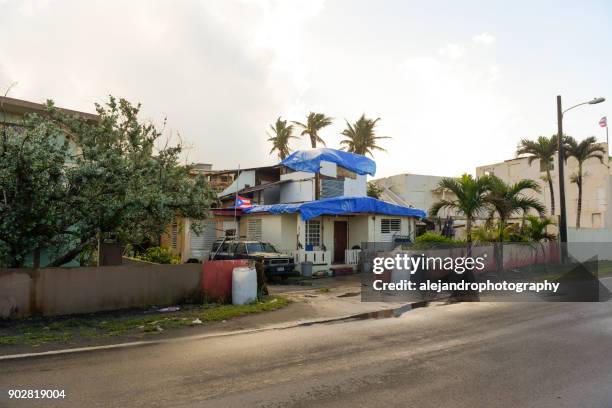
[{"left": 476, "top": 144, "right": 612, "bottom": 229}]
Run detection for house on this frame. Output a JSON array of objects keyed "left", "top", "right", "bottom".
[
  {"left": 168, "top": 148, "right": 426, "bottom": 273},
  {"left": 476, "top": 143, "right": 612, "bottom": 229},
  {"left": 372, "top": 173, "right": 464, "bottom": 238}
]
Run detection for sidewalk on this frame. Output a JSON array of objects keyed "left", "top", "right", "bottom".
[{"left": 0, "top": 274, "right": 411, "bottom": 358}]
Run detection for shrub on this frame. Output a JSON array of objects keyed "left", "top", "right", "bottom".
[
  {"left": 136, "top": 247, "right": 180, "bottom": 264},
  {"left": 415, "top": 232, "right": 455, "bottom": 244}
]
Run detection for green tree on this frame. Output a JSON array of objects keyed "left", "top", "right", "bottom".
[
  {"left": 367, "top": 181, "right": 383, "bottom": 199},
  {"left": 521, "top": 215, "right": 556, "bottom": 242},
  {"left": 564, "top": 136, "right": 606, "bottom": 228},
  {"left": 516, "top": 135, "right": 558, "bottom": 215},
  {"left": 0, "top": 115, "right": 75, "bottom": 267},
  {"left": 292, "top": 112, "right": 332, "bottom": 148},
  {"left": 0, "top": 97, "right": 215, "bottom": 268},
  {"left": 485, "top": 176, "right": 546, "bottom": 241},
  {"left": 429, "top": 174, "right": 492, "bottom": 244},
  {"left": 339, "top": 114, "right": 390, "bottom": 157},
  {"left": 267, "top": 117, "right": 296, "bottom": 160}
]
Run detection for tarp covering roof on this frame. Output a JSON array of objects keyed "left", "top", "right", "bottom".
[
  {"left": 243, "top": 196, "right": 426, "bottom": 221},
  {"left": 279, "top": 148, "right": 376, "bottom": 176}
]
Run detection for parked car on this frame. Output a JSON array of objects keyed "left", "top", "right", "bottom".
[{"left": 209, "top": 239, "right": 296, "bottom": 277}]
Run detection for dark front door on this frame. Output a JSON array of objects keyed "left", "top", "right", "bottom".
[{"left": 333, "top": 221, "right": 348, "bottom": 263}]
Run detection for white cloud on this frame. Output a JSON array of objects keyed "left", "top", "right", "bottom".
[
  {"left": 473, "top": 32, "right": 495, "bottom": 46},
  {"left": 438, "top": 43, "right": 465, "bottom": 60},
  {"left": 489, "top": 64, "right": 501, "bottom": 81}
]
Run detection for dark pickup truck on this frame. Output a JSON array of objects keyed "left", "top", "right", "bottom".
[{"left": 209, "top": 239, "right": 296, "bottom": 277}]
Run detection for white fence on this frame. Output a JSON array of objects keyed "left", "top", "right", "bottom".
[{"left": 345, "top": 249, "right": 361, "bottom": 265}]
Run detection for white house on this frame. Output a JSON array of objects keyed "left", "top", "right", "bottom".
[{"left": 171, "top": 148, "right": 426, "bottom": 273}]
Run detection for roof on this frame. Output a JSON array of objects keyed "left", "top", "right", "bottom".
[
  {"left": 280, "top": 148, "right": 376, "bottom": 176},
  {"left": 243, "top": 196, "right": 426, "bottom": 221},
  {"left": 0, "top": 96, "right": 99, "bottom": 122}
]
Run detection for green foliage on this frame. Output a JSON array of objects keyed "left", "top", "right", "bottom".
[
  {"left": 564, "top": 136, "right": 606, "bottom": 228},
  {"left": 339, "top": 114, "right": 390, "bottom": 157},
  {"left": 0, "top": 115, "right": 77, "bottom": 267},
  {"left": 0, "top": 97, "right": 216, "bottom": 268},
  {"left": 522, "top": 215, "right": 556, "bottom": 242},
  {"left": 292, "top": 112, "right": 333, "bottom": 148},
  {"left": 516, "top": 135, "right": 558, "bottom": 215},
  {"left": 429, "top": 174, "right": 493, "bottom": 243},
  {"left": 485, "top": 175, "right": 545, "bottom": 241},
  {"left": 267, "top": 117, "right": 296, "bottom": 160},
  {"left": 415, "top": 232, "right": 455, "bottom": 244},
  {"left": 135, "top": 246, "right": 180, "bottom": 264},
  {"left": 367, "top": 181, "right": 383, "bottom": 198}
]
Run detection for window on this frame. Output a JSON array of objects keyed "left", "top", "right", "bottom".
[
  {"left": 380, "top": 218, "right": 401, "bottom": 242},
  {"left": 234, "top": 243, "right": 247, "bottom": 255},
  {"left": 305, "top": 220, "right": 321, "bottom": 248},
  {"left": 246, "top": 243, "right": 277, "bottom": 253},
  {"left": 247, "top": 219, "right": 262, "bottom": 241},
  {"left": 171, "top": 221, "right": 178, "bottom": 249},
  {"left": 539, "top": 158, "right": 554, "bottom": 172}
]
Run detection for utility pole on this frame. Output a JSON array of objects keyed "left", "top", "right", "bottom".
[{"left": 556, "top": 95, "right": 568, "bottom": 244}]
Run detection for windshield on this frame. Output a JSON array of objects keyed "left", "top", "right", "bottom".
[{"left": 246, "top": 243, "right": 278, "bottom": 253}]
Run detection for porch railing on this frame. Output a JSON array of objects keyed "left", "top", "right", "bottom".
[
  {"left": 345, "top": 249, "right": 361, "bottom": 265},
  {"left": 289, "top": 250, "right": 331, "bottom": 265}
]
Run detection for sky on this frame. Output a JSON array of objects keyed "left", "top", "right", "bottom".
[{"left": 1, "top": 0, "right": 611, "bottom": 178}]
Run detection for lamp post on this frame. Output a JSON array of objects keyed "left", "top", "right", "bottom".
[{"left": 556, "top": 96, "right": 606, "bottom": 245}]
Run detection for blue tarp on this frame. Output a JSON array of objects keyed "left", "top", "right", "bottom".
[
  {"left": 243, "top": 196, "right": 426, "bottom": 221},
  {"left": 279, "top": 148, "right": 376, "bottom": 176}
]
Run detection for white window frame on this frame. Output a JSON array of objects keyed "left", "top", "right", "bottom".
[
  {"left": 305, "top": 220, "right": 321, "bottom": 249},
  {"left": 380, "top": 218, "right": 401, "bottom": 242}
]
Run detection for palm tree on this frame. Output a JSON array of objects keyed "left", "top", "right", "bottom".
[
  {"left": 429, "top": 174, "right": 492, "bottom": 244},
  {"left": 339, "top": 114, "right": 390, "bottom": 157},
  {"left": 267, "top": 117, "right": 296, "bottom": 160},
  {"left": 516, "top": 135, "right": 558, "bottom": 215},
  {"left": 564, "top": 136, "right": 606, "bottom": 228},
  {"left": 485, "top": 175, "right": 546, "bottom": 240},
  {"left": 292, "top": 112, "right": 333, "bottom": 148},
  {"left": 522, "top": 215, "right": 556, "bottom": 242}
]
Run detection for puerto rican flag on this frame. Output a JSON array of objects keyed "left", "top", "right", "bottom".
[
  {"left": 600, "top": 116, "right": 607, "bottom": 128},
  {"left": 235, "top": 195, "right": 252, "bottom": 208}
]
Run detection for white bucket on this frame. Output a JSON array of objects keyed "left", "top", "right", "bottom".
[{"left": 232, "top": 267, "right": 257, "bottom": 305}]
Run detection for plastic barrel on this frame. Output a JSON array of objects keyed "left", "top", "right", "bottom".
[{"left": 232, "top": 267, "right": 257, "bottom": 305}]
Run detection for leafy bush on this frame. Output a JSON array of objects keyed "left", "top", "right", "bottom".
[
  {"left": 415, "top": 232, "right": 455, "bottom": 244},
  {"left": 136, "top": 247, "right": 180, "bottom": 264}
]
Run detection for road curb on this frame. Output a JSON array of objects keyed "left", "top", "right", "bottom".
[{"left": 0, "top": 298, "right": 448, "bottom": 361}]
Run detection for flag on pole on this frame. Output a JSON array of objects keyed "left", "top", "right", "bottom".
[
  {"left": 235, "top": 195, "right": 252, "bottom": 208},
  {"left": 600, "top": 116, "right": 607, "bottom": 128}
]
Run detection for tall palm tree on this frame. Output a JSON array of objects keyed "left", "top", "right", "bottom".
[
  {"left": 429, "top": 174, "right": 492, "bottom": 244},
  {"left": 516, "top": 135, "right": 558, "bottom": 215},
  {"left": 564, "top": 136, "right": 606, "bottom": 228},
  {"left": 339, "top": 114, "right": 390, "bottom": 157},
  {"left": 267, "top": 117, "right": 296, "bottom": 160},
  {"left": 485, "top": 175, "right": 546, "bottom": 240},
  {"left": 292, "top": 112, "right": 333, "bottom": 148}
]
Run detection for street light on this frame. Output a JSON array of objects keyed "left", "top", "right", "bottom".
[{"left": 556, "top": 95, "right": 606, "bottom": 246}]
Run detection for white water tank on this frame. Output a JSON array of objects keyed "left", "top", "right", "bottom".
[{"left": 232, "top": 266, "right": 257, "bottom": 305}]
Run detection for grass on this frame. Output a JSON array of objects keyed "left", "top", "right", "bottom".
[{"left": 0, "top": 296, "right": 289, "bottom": 348}]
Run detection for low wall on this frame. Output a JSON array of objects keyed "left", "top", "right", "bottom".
[{"left": 0, "top": 263, "right": 201, "bottom": 319}]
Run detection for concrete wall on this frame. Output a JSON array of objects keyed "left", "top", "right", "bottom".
[{"left": 0, "top": 263, "right": 201, "bottom": 319}]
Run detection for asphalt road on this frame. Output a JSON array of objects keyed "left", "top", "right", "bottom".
[{"left": 2, "top": 300, "right": 612, "bottom": 408}]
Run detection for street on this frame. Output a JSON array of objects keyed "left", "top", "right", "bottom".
[{"left": 2, "top": 300, "right": 612, "bottom": 407}]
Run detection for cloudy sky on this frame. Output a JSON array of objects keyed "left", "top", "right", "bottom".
[{"left": 1, "top": 0, "right": 610, "bottom": 178}]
